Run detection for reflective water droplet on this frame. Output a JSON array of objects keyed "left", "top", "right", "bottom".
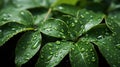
[
  {"left": 49, "top": 48, "right": 52, "bottom": 50},
  {"left": 50, "top": 52, "right": 53, "bottom": 55},
  {"left": 97, "top": 35, "right": 103, "bottom": 39},
  {"left": 20, "top": 11, "right": 24, "bottom": 15},
  {"left": 62, "top": 36, "right": 66, "bottom": 38},
  {"left": 90, "top": 49, "right": 93, "bottom": 51},
  {"left": 80, "top": 15, "right": 84, "bottom": 18},
  {"left": 91, "top": 57, "right": 96, "bottom": 62},
  {"left": 72, "top": 48, "right": 74, "bottom": 50},
  {"left": 56, "top": 41, "right": 61, "bottom": 44},
  {"left": 2, "top": 17, "right": 9, "bottom": 21},
  {"left": 58, "top": 6, "right": 63, "bottom": 10},
  {"left": 80, "top": 48, "right": 85, "bottom": 52},
  {"left": 71, "top": 23, "right": 75, "bottom": 27},
  {"left": 116, "top": 44, "right": 120, "bottom": 49},
  {"left": 12, "top": 28, "right": 15, "bottom": 30},
  {"left": 31, "top": 41, "right": 39, "bottom": 49},
  {"left": 26, "top": 53, "right": 30, "bottom": 56},
  {"left": 75, "top": 20, "right": 78, "bottom": 23},
  {"left": 25, "top": 57, "right": 29, "bottom": 60}
]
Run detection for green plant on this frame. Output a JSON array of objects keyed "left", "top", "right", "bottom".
[{"left": 0, "top": 0, "right": 120, "bottom": 67}]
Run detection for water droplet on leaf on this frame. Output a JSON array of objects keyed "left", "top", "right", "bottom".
[
  {"left": 56, "top": 41, "right": 61, "bottom": 44},
  {"left": 91, "top": 57, "right": 96, "bottom": 62}
]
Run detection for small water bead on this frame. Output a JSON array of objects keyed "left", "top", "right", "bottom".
[
  {"left": 49, "top": 48, "right": 52, "bottom": 50},
  {"left": 50, "top": 52, "right": 53, "bottom": 55},
  {"left": 58, "top": 6, "right": 63, "bottom": 10},
  {"left": 48, "top": 43, "right": 52, "bottom": 47},
  {"left": 80, "top": 15, "right": 84, "bottom": 18},
  {"left": 12, "top": 28, "right": 16, "bottom": 30},
  {"left": 71, "top": 23, "right": 75, "bottom": 27},
  {"left": 25, "top": 57, "right": 30, "bottom": 60},
  {"left": 91, "top": 57, "right": 96, "bottom": 62},
  {"left": 20, "top": 11, "right": 24, "bottom": 15},
  {"left": 97, "top": 35, "right": 103, "bottom": 39},
  {"left": 80, "top": 48, "right": 85, "bottom": 52},
  {"left": 56, "top": 41, "right": 61, "bottom": 44}
]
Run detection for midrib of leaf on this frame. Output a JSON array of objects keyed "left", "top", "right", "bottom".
[
  {"left": 43, "top": 8, "right": 52, "bottom": 22},
  {"left": 77, "top": 44, "right": 88, "bottom": 67}
]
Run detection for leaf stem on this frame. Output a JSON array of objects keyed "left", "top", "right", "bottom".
[{"left": 43, "top": 8, "right": 52, "bottom": 22}]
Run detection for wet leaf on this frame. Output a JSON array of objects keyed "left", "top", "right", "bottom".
[
  {"left": 0, "top": 6, "right": 34, "bottom": 26},
  {"left": 53, "top": 4, "right": 79, "bottom": 16},
  {"left": 35, "top": 41, "right": 73, "bottom": 67},
  {"left": 15, "top": 31, "right": 42, "bottom": 66},
  {"left": 106, "top": 11, "right": 120, "bottom": 34},
  {"left": 94, "top": 36, "right": 120, "bottom": 67},
  {"left": 60, "top": 9, "right": 104, "bottom": 40},
  {"left": 40, "top": 19, "right": 70, "bottom": 39},
  {"left": 0, "top": 23, "right": 34, "bottom": 46},
  {"left": 69, "top": 40, "right": 98, "bottom": 67}
]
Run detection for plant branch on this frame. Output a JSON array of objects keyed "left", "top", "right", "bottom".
[{"left": 43, "top": 8, "right": 52, "bottom": 22}]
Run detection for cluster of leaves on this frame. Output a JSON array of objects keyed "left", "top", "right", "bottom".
[{"left": 0, "top": 0, "right": 120, "bottom": 67}]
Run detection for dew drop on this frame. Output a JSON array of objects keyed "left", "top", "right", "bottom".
[
  {"left": 25, "top": 57, "right": 29, "bottom": 60},
  {"left": 62, "top": 36, "right": 66, "bottom": 38},
  {"left": 71, "top": 23, "right": 75, "bottom": 27},
  {"left": 58, "top": 6, "right": 63, "bottom": 10},
  {"left": 49, "top": 48, "right": 52, "bottom": 50},
  {"left": 56, "top": 41, "right": 61, "bottom": 44},
  {"left": 75, "top": 20, "right": 78, "bottom": 23},
  {"left": 26, "top": 53, "right": 30, "bottom": 56},
  {"left": 50, "top": 52, "right": 53, "bottom": 55},
  {"left": 12, "top": 28, "right": 15, "bottom": 30},
  {"left": 31, "top": 41, "right": 39, "bottom": 49},
  {"left": 97, "top": 35, "right": 103, "bottom": 39},
  {"left": 2, "top": 17, "right": 9, "bottom": 21},
  {"left": 20, "top": 11, "right": 24, "bottom": 15},
  {"left": 80, "top": 15, "right": 84, "bottom": 18},
  {"left": 72, "top": 48, "right": 74, "bottom": 50},
  {"left": 80, "top": 48, "right": 85, "bottom": 52},
  {"left": 91, "top": 57, "right": 96, "bottom": 62}
]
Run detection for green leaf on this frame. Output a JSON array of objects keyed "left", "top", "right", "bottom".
[
  {"left": 69, "top": 40, "right": 98, "bottom": 67},
  {"left": 11, "top": 0, "right": 45, "bottom": 9},
  {"left": 61, "top": 9, "right": 104, "bottom": 40},
  {"left": 40, "top": 19, "right": 70, "bottom": 39},
  {"left": 15, "top": 31, "right": 41, "bottom": 66},
  {"left": 106, "top": 11, "right": 120, "bottom": 34},
  {"left": 31, "top": 8, "right": 50, "bottom": 25},
  {"left": 51, "top": 0, "right": 78, "bottom": 7},
  {"left": 0, "top": 0, "right": 4, "bottom": 9},
  {"left": 0, "top": 6, "right": 34, "bottom": 26},
  {"left": 53, "top": 4, "right": 79, "bottom": 16},
  {"left": 81, "top": 24, "right": 120, "bottom": 67},
  {"left": 76, "top": 9, "right": 104, "bottom": 33},
  {"left": 81, "top": 24, "right": 112, "bottom": 42},
  {"left": 35, "top": 41, "right": 73, "bottom": 67},
  {"left": 93, "top": 36, "right": 120, "bottom": 67},
  {"left": 0, "top": 23, "right": 34, "bottom": 46}
]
